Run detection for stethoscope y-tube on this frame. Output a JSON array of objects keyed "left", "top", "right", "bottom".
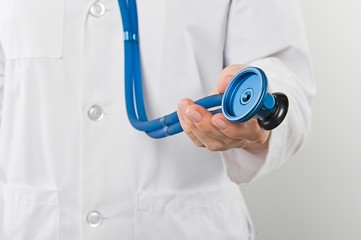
[{"left": 117, "top": 0, "right": 289, "bottom": 139}]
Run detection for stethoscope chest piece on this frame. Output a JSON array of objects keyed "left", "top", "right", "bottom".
[
  {"left": 222, "top": 67, "right": 268, "bottom": 123},
  {"left": 222, "top": 67, "right": 289, "bottom": 130}
]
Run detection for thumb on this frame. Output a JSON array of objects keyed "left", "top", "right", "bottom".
[{"left": 217, "top": 64, "right": 249, "bottom": 93}]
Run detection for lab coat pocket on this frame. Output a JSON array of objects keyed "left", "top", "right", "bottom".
[
  {"left": 135, "top": 185, "right": 254, "bottom": 240},
  {"left": 1, "top": 183, "right": 60, "bottom": 240},
  {"left": 1, "top": 0, "right": 64, "bottom": 59}
]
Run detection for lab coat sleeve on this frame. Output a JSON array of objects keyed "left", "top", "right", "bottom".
[{"left": 221, "top": 0, "right": 316, "bottom": 184}]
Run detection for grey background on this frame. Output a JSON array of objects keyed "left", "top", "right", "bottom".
[{"left": 241, "top": 0, "right": 361, "bottom": 239}]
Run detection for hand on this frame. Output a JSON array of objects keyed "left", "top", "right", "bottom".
[{"left": 177, "top": 64, "right": 270, "bottom": 151}]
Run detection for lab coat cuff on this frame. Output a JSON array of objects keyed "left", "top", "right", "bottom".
[{"left": 221, "top": 119, "right": 288, "bottom": 185}]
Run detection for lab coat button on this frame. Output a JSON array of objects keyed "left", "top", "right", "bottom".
[
  {"left": 87, "top": 211, "right": 104, "bottom": 228},
  {"left": 88, "top": 105, "right": 104, "bottom": 121},
  {"left": 89, "top": 2, "right": 106, "bottom": 17}
]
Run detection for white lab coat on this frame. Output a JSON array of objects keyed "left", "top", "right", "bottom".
[{"left": 0, "top": 0, "right": 315, "bottom": 239}]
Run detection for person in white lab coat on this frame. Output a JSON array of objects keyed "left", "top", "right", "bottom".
[{"left": 0, "top": 0, "right": 315, "bottom": 239}]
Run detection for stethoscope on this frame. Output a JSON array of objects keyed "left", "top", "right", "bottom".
[{"left": 117, "top": 0, "right": 289, "bottom": 139}]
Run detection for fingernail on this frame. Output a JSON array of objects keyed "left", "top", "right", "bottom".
[
  {"left": 213, "top": 119, "right": 227, "bottom": 130},
  {"left": 187, "top": 110, "right": 202, "bottom": 123},
  {"left": 179, "top": 101, "right": 189, "bottom": 113}
]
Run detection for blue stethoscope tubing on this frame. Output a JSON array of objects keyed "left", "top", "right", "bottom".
[
  {"left": 118, "top": 0, "right": 222, "bottom": 138},
  {"left": 117, "top": 0, "right": 288, "bottom": 139}
]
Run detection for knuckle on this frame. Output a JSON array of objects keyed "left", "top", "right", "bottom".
[
  {"left": 251, "top": 129, "right": 266, "bottom": 143},
  {"left": 237, "top": 141, "right": 250, "bottom": 149},
  {"left": 224, "top": 138, "right": 238, "bottom": 146},
  {"left": 183, "top": 128, "right": 192, "bottom": 135},
  {"left": 194, "top": 141, "right": 205, "bottom": 148},
  {"left": 188, "top": 124, "right": 198, "bottom": 132},
  {"left": 226, "top": 139, "right": 247, "bottom": 149},
  {"left": 254, "top": 130, "right": 263, "bottom": 140},
  {"left": 257, "top": 133, "right": 269, "bottom": 144},
  {"left": 203, "top": 126, "right": 214, "bottom": 135},
  {"left": 206, "top": 142, "right": 224, "bottom": 152}
]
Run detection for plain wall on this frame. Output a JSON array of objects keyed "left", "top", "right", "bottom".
[{"left": 241, "top": 0, "right": 361, "bottom": 239}]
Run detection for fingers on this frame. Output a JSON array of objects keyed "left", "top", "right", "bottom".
[
  {"left": 211, "top": 114, "right": 270, "bottom": 144},
  {"left": 177, "top": 99, "right": 225, "bottom": 150},
  {"left": 177, "top": 99, "right": 270, "bottom": 151}
]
